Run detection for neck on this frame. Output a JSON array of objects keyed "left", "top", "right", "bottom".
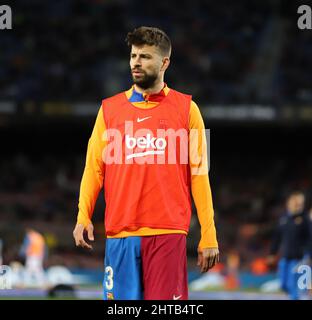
[{"left": 134, "top": 78, "right": 164, "bottom": 95}]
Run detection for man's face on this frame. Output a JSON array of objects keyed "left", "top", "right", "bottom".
[
  {"left": 287, "top": 194, "right": 305, "bottom": 215},
  {"left": 130, "top": 44, "right": 165, "bottom": 89}
]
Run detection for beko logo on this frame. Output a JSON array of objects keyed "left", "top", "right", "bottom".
[{"left": 125, "top": 134, "right": 167, "bottom": 159}]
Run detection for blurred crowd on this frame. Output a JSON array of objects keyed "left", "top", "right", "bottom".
[
  {"left": 1, "top": 0, "right": 312, "bottom": 272},
  {"left": 0, "top": 0, "right": 311, "bottom": 105},
  {"left": 0, "top": 153, "right": 106, "bottom": 269}
]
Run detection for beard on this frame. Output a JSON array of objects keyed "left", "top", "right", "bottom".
[{"left": 132, "top": 70, "right": 158, "bottom": 90}]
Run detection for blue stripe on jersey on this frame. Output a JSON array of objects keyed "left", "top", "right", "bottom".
[{"left": 129, "top": 89, "right": 145, "bottom": 103}]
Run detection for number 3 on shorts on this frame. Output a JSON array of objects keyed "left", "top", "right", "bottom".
[{"left": 105, "top": 266, "right": 114, "bottom": 290}]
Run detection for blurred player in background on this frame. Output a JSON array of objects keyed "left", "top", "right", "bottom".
[
  {"left": 19, "top": 228, "right": 46, "bottom": 287},
  {"left": 267, "top": 190, "right": 312, "bottom": 300},
  {"left": 73, "top": 26, "right": 219, "bottom": 300}
]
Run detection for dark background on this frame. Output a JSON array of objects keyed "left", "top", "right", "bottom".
[{"left": 0, "top": 0, "right": 311, "bottom": 272}]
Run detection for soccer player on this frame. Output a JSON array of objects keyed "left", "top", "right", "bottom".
[
  {"left": 73, "top": 26, "right": 219, "bottom": 300},
  {"left": 19, "top": 228, "right": 46, "bottom": 287},
  {"left": 267, "top": 191, "right": 312, "bottom": 300}
]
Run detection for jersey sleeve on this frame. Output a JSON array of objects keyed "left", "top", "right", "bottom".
[
  {"left": 76, "top": 107, "right": 107, "bottom": 227},
  {"left": 189, "top": 100, "right": 218, "bottom": 250}
]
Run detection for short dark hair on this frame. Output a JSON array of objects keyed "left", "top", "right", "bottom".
[{"left": 126, "top": 26, "right": 171, "bottom": 57}]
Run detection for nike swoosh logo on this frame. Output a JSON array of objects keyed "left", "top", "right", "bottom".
[
  {"left": 173, "top": 295, "right": 182, "bottom": 300},
  {"left": 137, "top": 116, "right": 152, "bottom": 123}
]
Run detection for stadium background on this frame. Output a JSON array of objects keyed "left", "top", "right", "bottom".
[{"left": 0, "top": 0, "right": 311, "bottom": 299}]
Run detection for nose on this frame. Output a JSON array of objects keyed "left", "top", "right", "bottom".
[{"left": 134, "top": 61, "right": 141, "bottom": 68}]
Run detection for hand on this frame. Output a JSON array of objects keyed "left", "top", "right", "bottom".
[
  {"left": 197, "top": 247, "right": 220, "bottom": 273},
  {"left": 73, "top": 223, "right": 94, "bottom": 250}
]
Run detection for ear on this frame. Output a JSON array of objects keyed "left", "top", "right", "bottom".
[{"left": 161, "top": 57, "right": 170, "bottom": 72}]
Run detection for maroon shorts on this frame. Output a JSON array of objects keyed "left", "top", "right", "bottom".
[{"left": 141, "top": 233, "right": 188, "bottom": 300}]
